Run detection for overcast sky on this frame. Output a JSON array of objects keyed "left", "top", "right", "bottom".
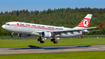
[{"left": 0, "top": 0, "right": 105, "bottom": 12}]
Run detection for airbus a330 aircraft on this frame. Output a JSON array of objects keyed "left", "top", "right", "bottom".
[{"left": 2, "top": 14, "right": 103, "bottom": 44}]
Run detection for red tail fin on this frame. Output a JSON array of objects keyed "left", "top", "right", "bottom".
[{"left": 76, "top": 14, "right": 92, "bottom": 28}]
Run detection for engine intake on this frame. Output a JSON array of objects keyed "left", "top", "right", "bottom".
[
  {"left": 82, "top": 30, "right": 89, "bottom": 34},
  {"left": 42, "top": 31, "right": 52, "bottom": 38}
]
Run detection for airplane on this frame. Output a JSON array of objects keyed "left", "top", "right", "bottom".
[{"left": 2, "top": 14, "right": 103, "bottom": 44}]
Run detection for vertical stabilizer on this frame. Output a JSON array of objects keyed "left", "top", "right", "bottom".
[{"left": 75, "top": 14, "right": 92, "bottom": 28}]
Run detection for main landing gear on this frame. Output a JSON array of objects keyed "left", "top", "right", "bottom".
[
  {"left": 51, "top": 38, "right": 58, "bottom": 44},
  {"left": 37, "top": 36, "right": 44, "bottom": 43},
  {"left": 51, "top": 35, "right": 58, "bottom": 44},
  {"left": 37, "top": 36, "right": 58, "bottom": 44}
]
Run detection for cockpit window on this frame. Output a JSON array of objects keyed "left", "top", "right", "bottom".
[{"left": 5, "top": 24, "right": 10, "bottom": 25}]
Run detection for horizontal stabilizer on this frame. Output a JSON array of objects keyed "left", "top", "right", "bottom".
[
  {"left": 98, "top": 24, "right": 103, "bottom": 27},
  {"left": 89, "top": 30, "right": 101, "bottom": 32}
]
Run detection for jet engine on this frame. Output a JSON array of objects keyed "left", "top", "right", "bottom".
[
  {"left": 42, "top": 31, "right": 52, "bottom": 38},
  {"left": 82, "top": 30, "right": 89, "bottom": 34},
  {"left": 18, "top": 33, "right": 30, "bottom": 37}
]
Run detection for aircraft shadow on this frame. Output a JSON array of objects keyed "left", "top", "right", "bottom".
[{"left": 10, "top": 45, "right": 91, "bottom": 50}]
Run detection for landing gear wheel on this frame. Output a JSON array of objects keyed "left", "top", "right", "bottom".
[
  {"left": 37, "top": 36, "right": 42, "bottom": 41},
  {"left": 37, "top": 39, "right": 41, "bottom": 41},
  {"left": 53, "top": 41, "right": 58, "bottom": 44},
  {"left": 51, "top": 39, "right": 55, "bottom": 42},
  {"left": 40, "top": 41, "right": 44, "bottom": 43}
]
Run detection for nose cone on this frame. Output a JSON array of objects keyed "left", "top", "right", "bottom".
[{"left": 2, "top": 25, "right": 5, "bottom": 29}]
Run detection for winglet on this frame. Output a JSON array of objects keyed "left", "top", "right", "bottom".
[{"left": 98, "top": 24, "right": 103, "bottom": 27}]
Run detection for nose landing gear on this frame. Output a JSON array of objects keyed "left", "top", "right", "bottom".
[
  {"left": 11, "top": 32, "right": 14, "bottom": 38},
  {"left": 37, "top": 33, "right": 58, "bottom": 44}
]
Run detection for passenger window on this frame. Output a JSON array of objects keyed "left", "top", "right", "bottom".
[
  {"left": 20, "top": 24, "right": 24, "bottom": 25},
  {"left": 42, "top": 26, "right": 45, "bottom": 27},
  {"left": 59, "top": 28, "right": 63, "bottom": 30},
  {"left": 32, "top": 25, "right": 36, "bottom": 26},
  {"left": 56, "top": 28, "right": 58, "bottom": 29},
  {"left": 26, "top": 24, "right": 30, "bottom": 26},
  {"left": 37, "top": 26, "right": 40, "bottom": 27}
]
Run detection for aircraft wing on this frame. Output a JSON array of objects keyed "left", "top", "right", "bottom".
[
  {"left": 51, "top": 24, "right": 103, "bottom": 33},
  {"left": 34, "top": 24, "right": 103, "bottom": 35}
]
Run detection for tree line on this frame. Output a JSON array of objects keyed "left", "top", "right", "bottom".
[{"left": 0, "top": 7, "right": 105, "bottom": 36}]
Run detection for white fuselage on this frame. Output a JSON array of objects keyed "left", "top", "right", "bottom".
[{"left": 2, "top": 22, "right": 83, "bottom": 38}]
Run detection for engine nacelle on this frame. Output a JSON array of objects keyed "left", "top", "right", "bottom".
[
  {"left": 82, "top": 30, "right": 89, "bottom": 34},
  {"left": 18, "top": 33, "right": 30, "bottom": 37},
  {"left": 42, "top": 31, "right": 52, "bottom": 38}
]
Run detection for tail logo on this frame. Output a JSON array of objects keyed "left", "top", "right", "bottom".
[
  {"left": 76, "top": 14, "right": 92, "bottom": 28},
  {"left": 83, "top": 19, "right": 88, "bottom": 26}
]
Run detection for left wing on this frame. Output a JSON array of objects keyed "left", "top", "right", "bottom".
[{"left": 51, "top": 24, "right": 103, "bottom": 33}]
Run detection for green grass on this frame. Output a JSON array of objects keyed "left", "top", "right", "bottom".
[
  {"left": 0, "top": 38, "right": 105, "bottom": 48},
  {"left": 0, "top": 51, "right": 105, "bottom": 59},
  {"left": 0, "top": 38, "right": 105, "bottom": 59}
]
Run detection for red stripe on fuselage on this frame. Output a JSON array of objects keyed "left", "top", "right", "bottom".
[{"left": 7, "top": 24, "right": 62, "bottom": 30}]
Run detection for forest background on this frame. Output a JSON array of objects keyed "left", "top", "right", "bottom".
[{"left": 0, "top": 7, "right": 105, "bottom": 36}]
